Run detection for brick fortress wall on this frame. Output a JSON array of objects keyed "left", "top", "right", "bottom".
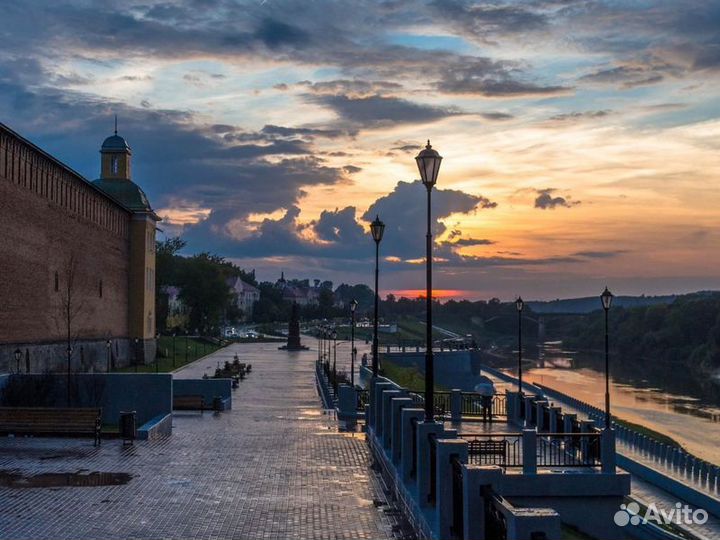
[{"left": 0, "top": 126, "right": 134, "bottom": 372}]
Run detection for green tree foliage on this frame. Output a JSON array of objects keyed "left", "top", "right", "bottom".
[
  {"left": 154, "top": 237, "right": 255, "bottom": 333},
  {"left": 551, "top": 293, "right": 720, "bottom": 376}
]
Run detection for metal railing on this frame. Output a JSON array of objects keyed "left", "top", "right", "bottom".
[
  {"left": 434, "top": 392, "right": 451, "bottom": 416},
  {"left": 538, "top": 432, "right": 601, "bottom": 468},
  {"left": 463, "top": 434, "right": 522, "bottom": 468},
  {"left": 460, "top": 393, "right": 507, "bottom": 419},
  {"left": 463, "top": 432, "right": 602, "bottom": 469},
  {"left": 482, "top": 486, "right": 509, "bottom": 540}
]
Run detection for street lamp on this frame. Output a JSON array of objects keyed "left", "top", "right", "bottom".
[
  {"left": 172, "top": 333, "right": 176, "bottom": 368},
  {"left": 516, "top": 297, "right": 524, "bottom": 395},
  {"left": 134, "top": 337, "right": 139, "bottom": 373},
  {"left": 13, "top": 348, "right": 21, "bottom": 373},
  {"left": 155, "top": 333, "right": 160, "bottom": 373},
  {"left": 601, "top": 287, "right": 614, "bottom": 429},
  {"left": 370, "top": 215, "right": 385, "bottom": 379},
  {"left": 350, "top": 299, "right": 358, "bottom": 387},
  {"left": 331, "top": 329, "right": 338, "bottom": 392},
  {"left": 106, "top": 339, "right": 112, "bottom": 373},
  {"left": 416, "top": 140, "right": 442, "bottom": 422}
]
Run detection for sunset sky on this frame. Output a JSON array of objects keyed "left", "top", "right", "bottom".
[{"left": 2, "top": 0, "right": 719, "bottom": 300}]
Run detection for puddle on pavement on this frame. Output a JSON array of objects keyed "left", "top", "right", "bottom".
[{"left": 0, "top": 469, "right": 133, "bottom": 489}]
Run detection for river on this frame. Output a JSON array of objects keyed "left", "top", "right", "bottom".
[{"left": 499, "top": 341, "right": 720, "bottom": 464}]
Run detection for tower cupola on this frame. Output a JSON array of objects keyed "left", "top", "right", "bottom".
[{"left": 100, "top": 120, "right": 131, "bottom": 180}]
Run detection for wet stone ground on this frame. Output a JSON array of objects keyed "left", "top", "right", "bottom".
[{"left": 0, "top": 342, "right": 400, "bottom": 540}]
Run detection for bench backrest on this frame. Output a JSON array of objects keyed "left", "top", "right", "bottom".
[{"left": 0, "top": 407, "right": 101, "bottom": 431}]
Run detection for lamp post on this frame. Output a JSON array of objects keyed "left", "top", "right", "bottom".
[
  {"left": 332, "top": 329, "right": 338, "bottom": 392},
  {"left": 155, "top": 333, "right": 160, "bottom": 373},
  {"left": 350, "top": 299, "right": 358, "bottom": 387},
  {"left": 106, "top": 339, "right": 112, "bottom": 373},
  {"left": 370, "top": 216, "right": 385, "bottom": 378},
  {"left": 416, "top": 140, "right": 442, "bottom": 422},
  {"left": 601, "top": 287, "right": 614, "bottom": 429},
  {"left": 184, "top": 331, "right": 189, "bottom": 364},
  {"left": 134, "top": 337, "right": 139, "bottom": 373},
  {"left": 13, "top": 348, "right": 21, "bottom": 374},
  {"left": 516, "top": 297, "right": 524, "bottom": 395},
  {"left": 172, "top": 333, "right": 176, "bottom": 368}
]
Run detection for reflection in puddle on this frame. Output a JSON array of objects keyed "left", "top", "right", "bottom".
[{"left": 0, "top": 470, "right": 132, "bottom": 489}]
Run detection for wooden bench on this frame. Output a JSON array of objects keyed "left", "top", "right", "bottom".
[
  {"left": 0, "top": 407, "right": 102, "bottom": 446},
  {"left": 173, "top": 395, "right": 206, "bottom": 412}
]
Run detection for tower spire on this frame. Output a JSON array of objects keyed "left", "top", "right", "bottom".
[{"left": 114, "top": 114, "right": 117, "bottom": 135}]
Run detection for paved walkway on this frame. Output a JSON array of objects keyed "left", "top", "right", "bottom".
[{"left": 0, "top": 343, "right": 398, "bottom": 540}]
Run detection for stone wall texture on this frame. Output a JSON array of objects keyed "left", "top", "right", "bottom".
[{"left": 0, "top": 124, "right": 135, "bottom": 372}]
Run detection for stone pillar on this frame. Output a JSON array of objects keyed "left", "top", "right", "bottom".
[
  {"left": 563, "top": 413, "right": 577, "bottom": 442},
  {"left": 522, "top": 429, "right": 537, "bottom": 475},
  {"left": 463, "top": 466, "right": 504, "bottom": 540},
  {"left": 548, "top": 406, "right": 561, "bottom": 433},
  {"left": 401, "top": 408, "right": 425, "bottom": 481},
  {"left": 337, "top": 384, "right": 357, "bottom": 421},
  {"left": 535, "top": 401, "right": 548, "bottom": 431},
  {"left": 417, "top": 421, "right": 445, "bottom": 507},
  {"left": 523, "top": 396, "right": 535, "bottom": 427},
  {"left": 382, "top": 389, "right": 403, "bottom": 448},
  {"left": 506, "top": 508, "right": 561, "bottom": 540},
  {"left": 451, "top": 389, "right": 462, "bottom": 422},
  {"left": 601, "top": 427, "right": 616, "bottom": 474},
  {"left": 391, "top": 397, "right": 414, "bottom": 464},
  {"left": 372, "top": 382, "right": 394, "bottom": 437},
  {"left": 435, "top": 439, "right": 468, "bottom": 540}
]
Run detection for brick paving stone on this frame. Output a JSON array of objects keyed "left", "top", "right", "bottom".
[{"left": 0, "top": 343, "right": 397, "bottom": 540}]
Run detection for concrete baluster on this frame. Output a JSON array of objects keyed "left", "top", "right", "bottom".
[
  {"left": 390, "top": 397, "right": 413, "bottom": 464},
  {"left": 435, "top": 439, "right": 468, "bottom": 539},
  {"left": 522, "top": 429, "right": 537, "bottom": 475},
  {"left": 382, "top": 389, "right": 403, "bottom": 448},
  {"left": 416, "top": 421, "right": 444, "bottom": 507},
  {"left": 450, "top": 389, "right": 462, "bottom": 422},
  {"left": 400, "top": 408, "right": 425, "bottom": 482}
]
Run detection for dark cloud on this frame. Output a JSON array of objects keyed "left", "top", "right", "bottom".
[
  {"left": 300, "top": 79, "right": 404, "bottom": 96},
  {"left": 362, "top": 180, "right": 497, "bottom": 259},
  {"left": 312, "top": 207, "right": 366, "bottom": 244},
  {"left": 579, "top": 65, "right": 671, "bottom": 88},
  {"left": 436, "top": 59, "right": 571, "bottom": 97},
  {"left": 253, "top": 18, "right": 311, "bottom": 49},
  {"left": 342, "top": 165, "right": 362, "bottom": 174},
  {"left": 443, "top": 238, "right": 496, "bottom": 247},
  {"left": 307, "top": 94, "right": 461, "bottom": 127},
  {"left": 481, "top": 112, "right": 514, "bottom": 121},
  {"left": 573, "top": 250, "right": 628, "bottom": 259},
  {"left": 534, "top": 188, "right": 580, "bottom": 210},
  {"left": 549, "top": 110, "right": 612, "bottom": 122},
  {"left": 260, "top": 124, "right": 346, "bottom": 139}
]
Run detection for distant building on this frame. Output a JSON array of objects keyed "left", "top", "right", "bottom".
[
  {"left": 275, "top": 273, "right": 323, "bottom": 306},
  {"left": 162, "top": 286, "right": 188, "bottom": 329},
  {"left": 0, "top": 122, "right": 159, "bottom": 372},
  {"left": 226, "top": 277, "right": 260, "bottom": 320}
]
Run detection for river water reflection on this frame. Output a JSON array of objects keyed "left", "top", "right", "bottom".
[{"left": 504, "top": 342, "right": 720, "bottom": 464}]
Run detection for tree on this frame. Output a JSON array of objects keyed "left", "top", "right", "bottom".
[
  {"left": 177, "top": 253, "right": 233, "bottom": 333},
  {"left": 53, "top": 252, "right": 87, "bottom": 405}
]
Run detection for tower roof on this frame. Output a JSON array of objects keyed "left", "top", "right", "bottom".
[
  {"left": 101, "top": 134, "right": 131, "bottom": 153},
  {"left": 92, "top": 178, "right": 151, "bottom": 211}
]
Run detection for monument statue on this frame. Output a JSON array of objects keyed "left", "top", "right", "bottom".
[{"left": 279, "top": 302, "right": 308, "bottom": 351}]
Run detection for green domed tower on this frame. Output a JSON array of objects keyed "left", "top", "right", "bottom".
[{"left": 93, "top": 127, "right": 160, "bottom": 365}]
